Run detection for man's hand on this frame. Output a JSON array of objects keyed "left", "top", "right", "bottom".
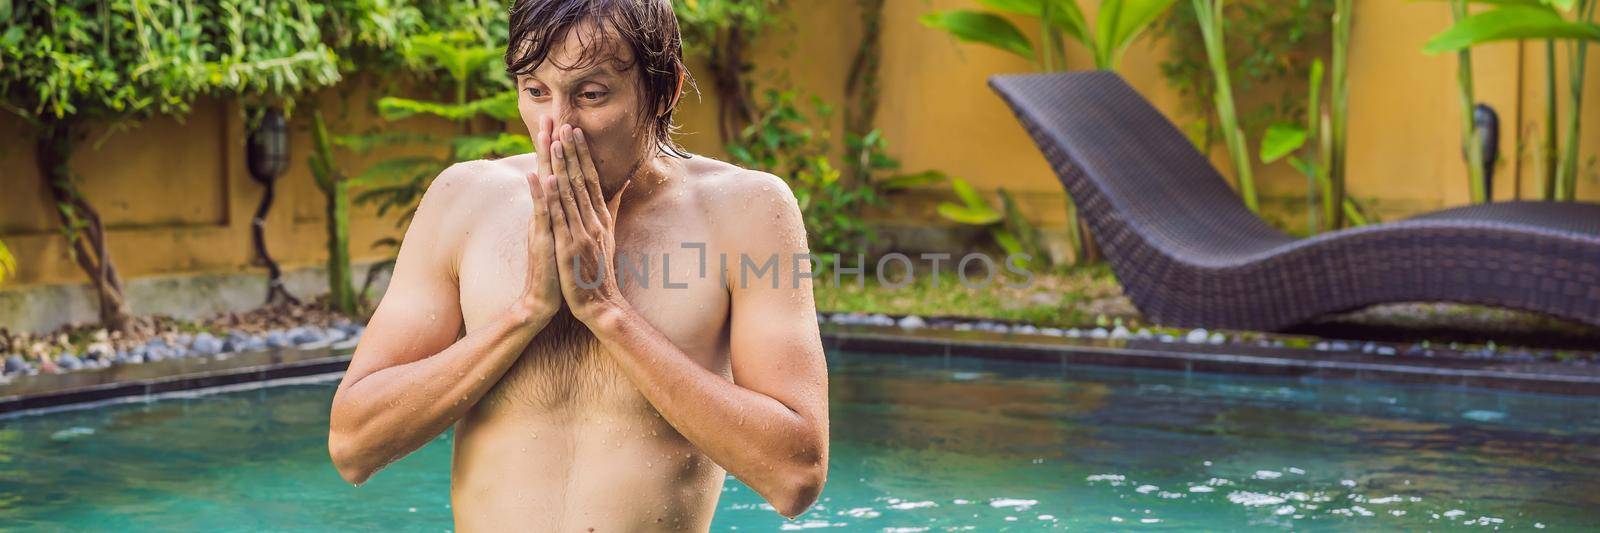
[
  {"left": 519, "top": 116, "right": 562, "bottom": 320},
  {"left": 543, "top": 124, "right": 630, "bottom": 325}
]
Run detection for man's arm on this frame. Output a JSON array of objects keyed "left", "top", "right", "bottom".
[
  {"left": 585, "top": 172, "right": 829, "bottom": 518},
  {"left": 327, "top": 163, "right": 556, "bottom": 485}
]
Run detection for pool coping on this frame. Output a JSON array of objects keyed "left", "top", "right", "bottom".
[
  {"left": 823, "top": 325, "right": 1600, "bottom": 396},
  {"left": 4, "top": 323, "right": 1599, "bottom": 417}
]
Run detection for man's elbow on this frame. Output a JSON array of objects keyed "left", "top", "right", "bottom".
[
  {"left": 773, "top": 453, "right": 828, "bottom": 519},
  {"left": 328, "top": 431, "right": 375, "bottom": 486}
]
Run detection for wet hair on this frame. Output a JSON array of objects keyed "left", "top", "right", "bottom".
[{"left": 506, "top": 0, "right": 694, "bottom": 159}]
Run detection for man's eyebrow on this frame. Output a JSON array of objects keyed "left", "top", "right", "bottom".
[{"left": 525, "top": 64, "right": 621, "bottom": 84}]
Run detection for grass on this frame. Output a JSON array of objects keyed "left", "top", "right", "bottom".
[
  {"left": 812, "top": 264, "right": 1135, "bottom": 328},
  {"left": 811, "top": 262, "right": 1599, "bottom": 360}
]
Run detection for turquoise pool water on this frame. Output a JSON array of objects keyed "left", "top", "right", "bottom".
[{"left": 2, "top": 350, "right": 1598, "bottom": 530}]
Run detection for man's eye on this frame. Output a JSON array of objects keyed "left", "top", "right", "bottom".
[
  {"left": 524, "top": 87, "right": 546, "bottom": 98},
  {"left": 580, "top": 91, "right": 607, "bottom": 101}
]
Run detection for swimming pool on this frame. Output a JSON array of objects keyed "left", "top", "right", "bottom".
[{"left": 2, "top": 349, "right": 1597, "bottom": 530}]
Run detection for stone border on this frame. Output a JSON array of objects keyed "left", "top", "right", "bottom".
[
  {"left": 0, "top": 345, "right": 351, "bottom": 416},
  {"left": 5, "top": 322, "right": 1600, "bottom": 417}
]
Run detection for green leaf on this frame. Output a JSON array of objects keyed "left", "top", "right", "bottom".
[
  {"left": 334, "top": 132, "right": 436, "bottom": 154},
  {"left": 920, "top": 10, "right": 1035, "bottom": 60},
  {"left": 0, "top": 238, "right": 15, "bottom": 285},
  {"left": 937, "top": 203, "right": 1004, "bottom": 225},
  {"left": 476, "top": 91, "right": 521, "bottom": 121},
  {"left": 348, "top": 156, "right": 444, "bottom": 187},
  {"left": 1260, "top": 123, "right": 1309, "bottom": 163},
  {"left": 876, "top": 170, "right": 949, "bottom": 191},
  {"left": 1410, "top": 0, "right": 1574, "bottom": 8},
  {"left": 991, "top": 228, "right": 1025, "bottom": 256},
  {"left": 1423, "top": 5, "right": 1600, "bottom": 54},
  {"left": 976, "top": 0, "right": 1050, "bottom": 16},
  {"left": 1095, "top": 0, "right": 1177, "bottom": 69},
  {"left": 453, "top": 133, "right": 534, "bottom": 160},
  {"left": 949, "top": 177, "right": 991, "bottom": 209},
  {"left": 997, "top": 188, "right": 1049, "bottom": 268},
  {"left": 977, "top": 0, "right": 1092, "bottom": 45},
  {"left": 377, "top": 98, "right": 473, "bottom": 121},
  {"left": 1287, "top": 155, "right": 1317, "bottom": 178},
  {"left": 377, "top": 93, "right": 518, "bottom": 122}
]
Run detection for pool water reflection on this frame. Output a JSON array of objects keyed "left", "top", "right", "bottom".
[{"left": 1, "top": 349, "right": 1597, "bottom": 530}]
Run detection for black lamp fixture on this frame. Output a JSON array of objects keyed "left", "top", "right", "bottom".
[
  {"left": 246, "top": 107, "right": 299, "bottom": 306},
  {"left": 248, "top": 107, "right": 290, "bottom": 183}
]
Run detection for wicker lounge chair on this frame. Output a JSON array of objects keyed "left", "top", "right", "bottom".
[{"left": 988, "top": 70, "right": 1600, "bottom": 331}]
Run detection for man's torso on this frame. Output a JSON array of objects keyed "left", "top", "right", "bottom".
[{"left": 447, "top": 153, "right": 741, "bottom": 531}]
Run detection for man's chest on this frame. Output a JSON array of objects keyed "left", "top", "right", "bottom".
[{"left": 455, "top": 206, "right": 734, "bottom": 389}]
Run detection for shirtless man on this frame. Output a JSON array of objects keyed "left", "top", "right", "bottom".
[{"left": 326, "top": 1, "right": 830, "bottom": 530}]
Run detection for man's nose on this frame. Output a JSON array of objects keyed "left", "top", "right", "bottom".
[{"left": 551, "top": 98, "right": 579, "bottom": 133}]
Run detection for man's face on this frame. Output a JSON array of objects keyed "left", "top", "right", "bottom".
[{"left": 515, "top": 19, "right": 650, "bottom": 194}]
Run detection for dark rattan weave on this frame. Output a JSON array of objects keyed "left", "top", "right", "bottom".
[{"left": 989, "top": 71, "right": 1600, "bottom": 331}]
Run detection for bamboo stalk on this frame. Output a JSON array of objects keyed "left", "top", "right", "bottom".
[
  {"left": 1193, "top": 0, "right": 1258, "bottom": 212},
  {"left": 1329, "top": 0, "right": 1352, "bottom": 227},
  {"left": 1557, "top": 0, "right": 1595, "bottom": 200},
  {"left": 1451, "top": 0, "right": 1489, "bottom": 204},
  {"left": 1544, "top": 40, "right": 1559, "bottom": 200}
]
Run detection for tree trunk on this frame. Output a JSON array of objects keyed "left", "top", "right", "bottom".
[
  {"left": 35, "top": 122, "right": 133, "bottom": 332},
  {"left": 845, "top": 0, "right": 885, "bottom": 187},
  {"left": 711, "top": 25, "right": 754, "bottom": 145}
]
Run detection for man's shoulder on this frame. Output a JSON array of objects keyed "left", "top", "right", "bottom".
[
  {"left": 686, "top": 158, "right": 803, "bottom": 251},
  {"left": 415, "top": 155, "right": 535, "bottom": 226},
  {"left": 429, "top": 155, "right": 535, "bottom": 203},
  {"left": 408, "top": 155, "right": 535, "bottom": 251},
  {"left": 687, "top": 158, "right": 796, "bottom": 218}
]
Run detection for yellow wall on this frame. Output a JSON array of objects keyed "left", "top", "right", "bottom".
[
  {"left": 0, "top": 78, "right": 459, "bottom": 287},
  {"left": 3, "top": 0, "right": 1599, "bottom": 289}
]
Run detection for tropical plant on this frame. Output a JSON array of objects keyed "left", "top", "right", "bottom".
[
  {"left": 674, "top": 0, "right": 786, "bottom": 144},
  {"left": 920, "top": 0, "right": 1177, "bottom": 71},
  {"left": 309, "top": 111, "right": 362, "bottom": 315},
  {"left": 1258, "top": 0, "right": 1371, "bottom": 232},
  {"left": 287, "top": 0, "right": 440, "bottom": 316},
  {"left": 1, "top": 0, "right": 346, "bottom": 331},
  {"left": 845, "top": 0, "right": 888, "bottom": 187},
  {"left": 350, "top": 23, "right": 528, "bottom": 294},
  {"left": 1424, "top": 0, "right": 1600, "bottom": 201},
  {"left": 729, "top": 89, "right": 944, "bottom": 266},
  {"left": 936, "top": 178, "right": 1052, "bottom": 272},
  {"left": 921, "top": 0, "right": 1177, "bottom": 265},
  {"left": 1445, "top": 0, "right": 1492, "bottom": 204},
  {"left": 1151, "top": 1, "right": 1332, "bottom": 152}
]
